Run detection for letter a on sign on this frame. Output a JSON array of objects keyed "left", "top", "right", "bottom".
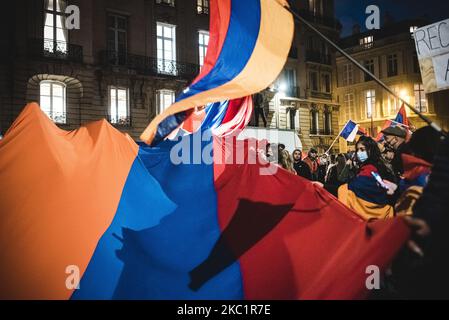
[
  {"left": 365, "top": 265, "right": 380, "bottom": 290},
  {"left": 365, "top": 5, "right": 380, "bottom": 30}
]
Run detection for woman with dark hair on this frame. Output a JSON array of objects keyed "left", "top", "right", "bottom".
[{"left": 338, "top": 136, "right": 396, "bottom": 220}]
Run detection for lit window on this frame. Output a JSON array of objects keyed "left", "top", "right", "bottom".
[
  {"left": 157, "top": 22, "right": 177, "bottom": 75},
  {"left": 324, "top": 108, "right": 332, "bottom": 135},
  {"left": 197, "top": 0, "right": 209, "bottom": 14},
  {"left": 359, "top": 35, "right": 373, "bottom": 49},
  {"left": 414, "top": 84, "right": 428, "bottom": 113},
  {"left": 44, "top": 0, "right": 68, "bottom": 54},
  {"left": 198, "top": 30, "right": 209, "bottom": 68},
  {"left": 40, "top": 80, "right": 66, "bottom": 123},
  {"left": 156, "top": 0, "right": 175, "bottom": 6},
  {"left": 157, "top": 89, "right": 175, "bottom": 114},
  {"left": 109, "top": 87, "right": 130, "bottom": 126},
  {"left": 365, "top": 89, "right": 376, "bottom": 118},
  {"left": 310, "top": 108, "right": 319, "bottom": 134}
]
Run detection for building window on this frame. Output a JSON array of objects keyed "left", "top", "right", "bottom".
[
  {"left": 44, "top": 0, "right": 68, "bottom": 54},
  {"left": 364, "top": 59, "right": 374, "bottom": 82},
  {"left": 324, "top": 108, "right": 332, "bottom": 135},
  {"left": 414, "top": 84, "right": 428, "bottom": 113},
  {"left": 365, "top": 89, "right": 376, "bottom": 119},
  {"left": 40, "top": 80, "right": 66, "bottom": 124},
  {"left": 310, "top": 71, "right": 318, "bottom": 91},
  {"left": 343, "top": 64, "right": 353, "bottom": 86},
  {"left": 310, "top": 108, "right": 319, "bottom": 134},
  {"left": 107, "top": 14, "right": 128, "bottom": 65},
  {"left": 197, "top": 0, "right": 209, "bottom": 14},
  {"left": 157, "top": 22, "right": 177, "bottom": 75},
  {"left": 344, "top": 93, "right": 355, "bottom": 120},
  {"left": 156, "top": 0, "right": 175, "bottom": 6},
  {"left": 198, "top": 30, "right": 209, "bottom": 68},
  {"left": 157, "top": 89, "right": 175, "bottom": 114},
  {"left": 321, "top": 73, "right": 331, "bottom": 93},
  {"left": 109, "top": 87, "right": 130, "bottom": 126},
  {"left": 387, "top": 54, "right": 398, "bottom": 77},
  {"left": 359, "top": 35, "right": 373, "bottom": 49}
]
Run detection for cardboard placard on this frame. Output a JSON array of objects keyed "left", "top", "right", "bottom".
[{"left": 414, "top": 19, "right": 449, "bottom": 93}]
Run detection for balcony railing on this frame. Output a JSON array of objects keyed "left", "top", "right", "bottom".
[
  {"left": 100, "top": 50, "right": 200, "bottom": 80},
  {"left": 310, "top": 91, "right": 332, "bottom": 100},
  {"left": 42, "top": 110, "right": 67, "bottom": 124},
  {"left": 306, "top": 50, "right": 332, "bottom": 65},
  {"left": 110, "top": 115, "right": 131, "bottom": 127},
  {"left": 29, "top": 38, "right": 83, "bottom": 63}
]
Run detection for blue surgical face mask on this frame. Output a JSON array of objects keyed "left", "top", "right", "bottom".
[{"left": 357, "top": 151, "right": 369, "bottom": 163}]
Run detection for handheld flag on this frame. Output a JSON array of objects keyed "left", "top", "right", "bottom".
[
  {"left": 394, "top": 104, "right": 409, "bottom": 127},
  {"left": 340, "top": 120, "right": 359, "bottom": 142}
]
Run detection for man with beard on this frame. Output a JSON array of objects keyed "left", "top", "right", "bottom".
[{"left": 381, "top": 126, "right": 407, "bottom": 180}]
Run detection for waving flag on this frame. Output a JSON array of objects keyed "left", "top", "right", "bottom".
[
  {"left": 338, "top": 164, "right": 394, "bottom": 220},
  {"left": 177, "top": 96, "right": 253, "bottom": 138},
  {"left": 140, "top": 0, "right": 294, "bottom": 145},
  {"left": 394, "top": 104, "right": 409, "bottom": 127},
  {"left": 0, "top": 104, "right": 411, "bottom": 299}
]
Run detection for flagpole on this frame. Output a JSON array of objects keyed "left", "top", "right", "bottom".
[{"left": 282, "top": 5, "right": 447, "bottom": 139}]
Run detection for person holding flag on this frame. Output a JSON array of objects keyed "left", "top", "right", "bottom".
[{"left": 338, "top": 136, "right": 397, "bottom": 220}]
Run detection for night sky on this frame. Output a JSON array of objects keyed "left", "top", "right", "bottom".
[{"left": 336, "top": 0, "right": 448, "bottom": 37}]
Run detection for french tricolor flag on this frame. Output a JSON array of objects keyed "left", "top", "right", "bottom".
[{"left": 340, "top": 120, "right": 359, "bottom": 142}]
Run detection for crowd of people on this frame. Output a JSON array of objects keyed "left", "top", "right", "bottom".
[{"left": 265, "top": 125, "right": 449, "bottom": 299}]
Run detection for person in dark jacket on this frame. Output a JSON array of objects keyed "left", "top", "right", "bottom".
[
  {"left": 303, "top": 148, "right": 320, "bottom": 181},
  {"left": 386, "top": 128, "right": 449, "bottom": 299},
  {"left": 253, "top": 92, "right": 267, "bottom": 127},
  {"left": 381, "top": 126, "right": 407, "bottom": 179},
  {"left": 292, "top": 149, "right": 312, "bottom": 180}
]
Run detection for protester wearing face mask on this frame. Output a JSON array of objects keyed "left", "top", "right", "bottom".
[
  {"left": 381, "top": 126, "right": 407, "bottom": 178},
  {"left": 338, "top": 136, "right": 396, "bottom": 220}
]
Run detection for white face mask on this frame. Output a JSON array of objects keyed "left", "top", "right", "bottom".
[{"left": 357, "top": 151, "right": 369, "bottom": 163}]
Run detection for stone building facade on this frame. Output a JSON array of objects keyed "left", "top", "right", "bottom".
[{"left": 0, "top": 0, "right": 209, "bottom": 138}]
